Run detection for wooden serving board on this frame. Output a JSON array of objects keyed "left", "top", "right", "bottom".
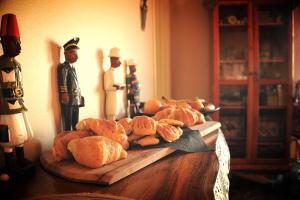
[{"left": 40, "top": 121, "right": 221, "bottom": 185}]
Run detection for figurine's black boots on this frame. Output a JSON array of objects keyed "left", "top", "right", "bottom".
[
  {"left": 0, "top": 125, "right": 16, "bottom": 178},
  {"left": 15, "top": 146, "right": 35, "bottom": 176},
  {"left": 1, "top": 147, "right": 18, "bottom": 182},
  {"left": 0, "top": 125, "right": 35, "bottom": 180}
]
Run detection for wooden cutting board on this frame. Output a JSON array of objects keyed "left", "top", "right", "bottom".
[{"left": 40, "top": 121, "right": 221, "bottom": 185}]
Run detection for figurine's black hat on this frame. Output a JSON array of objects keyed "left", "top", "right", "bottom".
[{"left": 63, "top": 37, "right": 79, "bottom": 51}]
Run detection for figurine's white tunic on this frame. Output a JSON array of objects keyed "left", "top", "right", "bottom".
[
  {"left": 0, "top": 69, "right": 32, "bottom": 146},
  {"left": 0, "top": 113, "right": 27, "bottom": 146},
  {"left": 104, "top": 67, "right": 123, "bottom": 120}
]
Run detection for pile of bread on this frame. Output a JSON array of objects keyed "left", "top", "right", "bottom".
[{"left": 52, "top": 98, "right": 208, "bottom": 169}]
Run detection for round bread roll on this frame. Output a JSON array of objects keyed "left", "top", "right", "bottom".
[
  {"left": 144, "top": 99, "right": 162, "bottom": 114},
  {"left": 132, "top": 116, "right": 157, "bottom": 136}
]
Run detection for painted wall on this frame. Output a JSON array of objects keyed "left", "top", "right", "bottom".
[
  {"left": 0, "top": 0, "right": 155, "bottom": 160},
  {"left": 170, "top": 0, "right": 212, "bottom": 101}
]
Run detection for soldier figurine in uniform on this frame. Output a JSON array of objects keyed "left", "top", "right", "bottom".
[
  {"left": 104, "top": 47, "right": 125, "bottom": 120},
  {"left": 0, "top": 13, "right": 35, "bottom": 181},
  {"left": 57, "top": 37, "right": 84, "bottom": 131},
  {"left": 126, "top": 59, "right": 141, "bottom": 117}
]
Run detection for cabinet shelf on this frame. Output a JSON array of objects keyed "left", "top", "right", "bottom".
[
  {"left": 221, "top": 105, "right": 246, "bottom": 109},
  {"left": 219, "top": 80, "right": 248, "bottom": 84},
  {"left": 259, "top": 22, "right": 285, "bottom": 26},
  {"left": 259, "top": 58, "right": 285, "bottom": 63},
  {"left": 219, "top": 23, "right": 247, "bottom": 27},
  {"left": 227, "top": 139, "right": 246, "bottom": 145},
  {"left": 257, "top": 141, "right": 284, "bottom": 146},
  {"left": 258, "top": 80, "right": 288, "bottom": 85},
  {"left": 259, "top": 105, "right": 287, "bottom": 109},
  {"left": 220, "top": 59, "right": 247, "bottom": 64}
]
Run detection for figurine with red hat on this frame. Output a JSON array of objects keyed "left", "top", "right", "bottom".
[{"left": 0, "top": 13, "right": 35, "bottom": 181}]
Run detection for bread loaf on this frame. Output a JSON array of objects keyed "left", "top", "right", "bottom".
[
  {"left": 76, "top": 118, "right": 129, "bottom": 149},
  {"left": 173, "top": 107, "right": 198, "bottom": 127},
  {"left": 52, "top": 130, "right": 93, "bottom": 161},
  {"left": 67, "top": 136, "right": 127, "bottom": 168},
  {"left": 152, "top": 107, "right": 175, "bottom": 121},
  {"left": 158, "top": 118, "right": 184, "bottom": 127}
]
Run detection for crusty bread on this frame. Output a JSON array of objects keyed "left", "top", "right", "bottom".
[
  {"left": 67, "top": 136, "right": 127, "bottom": 168},
  {"left": 76, "top": 118, "right": 129, "bottom": 150},
  {"left": 76, "top": 118, "right": 118, "bottom": 134},
  {"left": 152, "top": 107, "right": 175, "bottom": 121},
  {"left": 52, "top": 130, "right": 93, "bottom": 161},
  {"left": 158, "top": 118, "right": 184, "bottom": 127},
  {"left": 156, "top": 123, "right": 183, "bottom": 142},
  {"left": 173, "top": 107, "right": 198, "bottom": 127},
  {"left": 127, "top": 133, "right": 144, "bottom": 142},
  {"left": 132, "top": 116, "right": 157, "bottom": 136},
  {"left": 118, "top": 118, "right": 133, "bottom": 135},
  {"left": 135, "top": 136, "right": 160, "bottom": 146}
]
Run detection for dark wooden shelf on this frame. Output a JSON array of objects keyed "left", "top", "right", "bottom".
[
  {"left": 259, "top": 105, "right": 287, "bottom": 110},
  {"left": 219, "top": 80, "right": 248, "bottom": 84},
  {"left": 220, "top": 105, "right": 247, "bottom": 109},
  {"left": 258, "top": 79, "right": 288, "bottom": 85},
  {"left": 219, "top": 23, "right": 247, "bottom": 27},
  {"left": 257, "top": 141, "right": 285, "bottom": 145},
  {"left": 259, "top": 22, "right": 285, "bottom": 26},
  {"left": 259, "top": 58, "right": 285, "bottom": 63},
  {"left": 220, "top": 59, "right": 247, "bottom": 64},
  {"left": 227, "top": 139, "right": 246, "bottom": 145}
]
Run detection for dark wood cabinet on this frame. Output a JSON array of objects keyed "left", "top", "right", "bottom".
[{"left": 212, "top": 0, "right": 292, "bottom": 170}]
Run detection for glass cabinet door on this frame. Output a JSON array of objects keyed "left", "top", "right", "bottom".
[
  {"left": 218, "top": 4, "right": 249, "bottom": 158},
  {"left": 256, "top": 4, "right": 289, "bottom": 159},
  {"left": 220, "top": 85, "right": 248, "bottom": 158}
]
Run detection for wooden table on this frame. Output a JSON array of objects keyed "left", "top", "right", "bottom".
[{"left": 0, "top": 124, "right": 230, "bottom": 200}]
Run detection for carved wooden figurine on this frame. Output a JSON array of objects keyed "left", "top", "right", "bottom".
[
  {"left": 104, "top": 47, "right": 125, "bottom": 120},
  {"left": 0, "top": 13, "right": 35, "bottom": 181},
  {"left": 126, "top": 59, "right": 141, "bottom": 116},
  {"left": 57, "top": 37, "right": 84, "bottom": 131}
]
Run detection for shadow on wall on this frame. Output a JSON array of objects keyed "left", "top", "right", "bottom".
[
  {"left": 97, "top": 49, "right": 105, "bottom": 119},
  {"left": 47, "top": 39, "right": 61, "bottom": 134}
]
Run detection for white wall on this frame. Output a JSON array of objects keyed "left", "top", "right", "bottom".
[{"left": 0, "top": 0, "right": 156, "bottom": 160}]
